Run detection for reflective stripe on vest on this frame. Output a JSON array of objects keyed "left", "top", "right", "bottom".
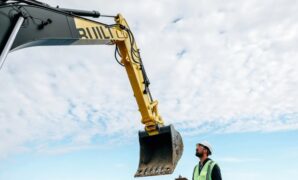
[{"left": 193, "top": 160, "right": 216, "bottom": 180}]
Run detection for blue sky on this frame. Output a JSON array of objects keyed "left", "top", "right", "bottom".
[
  {"left": 1, "top": 131, "right": 298, "bottom": 179},
  {"left": 1, "top": 0, "right": 298, "bottom": 179}
]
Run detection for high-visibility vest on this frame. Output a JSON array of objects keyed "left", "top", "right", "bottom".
[{"left": 193, "top": 160, "right": 216, "bottom": 180}]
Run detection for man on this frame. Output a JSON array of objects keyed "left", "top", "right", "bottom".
[{"left": 192, "top": 141, "right": 222, "bottom": 180}]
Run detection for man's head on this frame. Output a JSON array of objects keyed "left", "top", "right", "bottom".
[{"left": 195, "top": 141, "right": 213, "bottom": 158}]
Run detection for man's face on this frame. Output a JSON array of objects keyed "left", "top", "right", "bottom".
[{"left": 195, "top": 144, "right": 207, "bottom": 158}]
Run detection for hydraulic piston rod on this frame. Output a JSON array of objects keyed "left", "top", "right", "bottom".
[{"left": 0, "top": 15, "right": 24, "bottom": 70}]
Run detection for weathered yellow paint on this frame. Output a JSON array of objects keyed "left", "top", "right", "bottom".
[
  {"left": 74, "top": 17, "right": 126, "bottom": 41},
  {"left": 114, "top": 14, "right": 164, "bottom": 135},
  {"left": 73, "top": 15, "right": 164, "bottom": 135}
]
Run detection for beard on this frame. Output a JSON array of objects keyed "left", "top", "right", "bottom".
[{"left": 195, "top": 150, "right": 203, "bottom": 158}]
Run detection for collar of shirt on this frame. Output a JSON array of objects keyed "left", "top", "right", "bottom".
[{"left": 199, "top": 158, "right": 211, "bottom": 172}]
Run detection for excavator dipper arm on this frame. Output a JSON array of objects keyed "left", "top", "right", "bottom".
[{"left": 0, "top": 0, "right": 183, "bottom": 177}]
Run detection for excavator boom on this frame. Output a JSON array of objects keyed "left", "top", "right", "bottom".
[{"left": 0, "top": 0, "right": 183, "bottom": 177}]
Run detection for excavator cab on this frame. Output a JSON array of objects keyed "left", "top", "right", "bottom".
[{"left": 135, "top": 125, "right": 183, "bottom": 177}]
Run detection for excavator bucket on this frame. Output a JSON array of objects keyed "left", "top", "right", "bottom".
[{"left": 135, "top": 124, "right": 183, "bottom": 177}]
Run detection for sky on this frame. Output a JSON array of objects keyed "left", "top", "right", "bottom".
[{"left": 0, "top": 0, "right": 298, "bottom": 179}]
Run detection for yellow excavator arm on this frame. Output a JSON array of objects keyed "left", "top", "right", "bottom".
[
  {"left": 0, "top": 0, "right": 183, "bottom": 177},
  {"left": 73, "top": 14, "right": 164, "bottom": 135}
]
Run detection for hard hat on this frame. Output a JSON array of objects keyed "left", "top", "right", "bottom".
[{"left": 197, "top": 141, "right": 213, "bottom": 155}]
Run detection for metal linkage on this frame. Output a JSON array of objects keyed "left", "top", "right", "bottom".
[{"left": 0, "top": 15, "right": 24, "bottom": 70}]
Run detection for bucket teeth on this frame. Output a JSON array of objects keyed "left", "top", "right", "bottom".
[
  {"left": 135, "top": 166, "right": 173, "bottom": 177},
  {"left": 135, "top": 124, "right": 183, "bottom": 177}
]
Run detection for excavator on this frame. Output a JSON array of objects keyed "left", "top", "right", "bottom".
[{"left": 0, "top": 0, "right": 183, "bottom": 177}]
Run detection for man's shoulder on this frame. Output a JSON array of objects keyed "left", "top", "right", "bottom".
[
  {"left": 211, "top": 161, "right": 222, "bottom": 180},
  {"left": 206, "top": 158, "right": 217, "bottom": 165},
  {"left": 213, "top": 163, "right": 220, "bottom": 170}
]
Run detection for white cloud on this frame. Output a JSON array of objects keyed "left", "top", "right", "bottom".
[{"left": 1, "top": 0, "right": 298, "bottom": 157}]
